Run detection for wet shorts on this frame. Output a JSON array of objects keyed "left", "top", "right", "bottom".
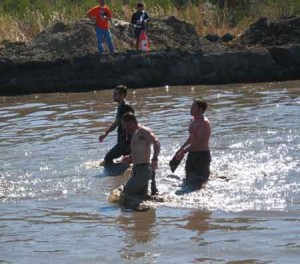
[{"left": 185, "top": 150, "right": 211, "bottom": 189}]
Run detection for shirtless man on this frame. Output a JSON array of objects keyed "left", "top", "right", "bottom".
[
  {"left": 175, "top": 99, "right": 211, "bottom": 190},
  {"left": 121, "top": 112, "right": 160, "bottom": 201}
]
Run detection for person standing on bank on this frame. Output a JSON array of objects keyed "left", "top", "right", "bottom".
[
  {"left": 99, "top": 85, "right": 134, "bottom": 164},
  {"left": 121, "top": 112, "right": 160, "bottom": 203},
  {"left": 174, "top": 99, "right": 211, "bottom": 190},
  {"left": 87, "top": 0, "right": 115, "bottom": 54},
  {"left": 131, "top": 2, "right": 150, "bottom": 50}
]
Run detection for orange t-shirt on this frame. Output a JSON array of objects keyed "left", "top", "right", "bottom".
[{"left": 87, "top": 5, "right": 112, "bottom": 30}]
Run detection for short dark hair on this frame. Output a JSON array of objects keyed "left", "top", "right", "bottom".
[
  {"left": 195, "top": 99, "right": 208, "bottom": 113},
  {"left": 114, "top": 85, "right": 127, "bottom": 96},
  {"left": 137, "top": 2, "right": 144, "bottom": 7},
  {"left": 122, "top": 112, "right": 137, "bottom": 124}
]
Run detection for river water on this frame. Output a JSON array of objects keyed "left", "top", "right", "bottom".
[{"left": 1, "top": 81, "right": 299, "bottom": 263}]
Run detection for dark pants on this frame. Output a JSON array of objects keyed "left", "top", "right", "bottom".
[
  {"left": 104, "top": 140, "right": 130, "bottom": 163},
  {"left": 185, "top": 150, "right": 211, "bottom": 190},
  {"left": 134, "top": 28, "right": 142, "bottom": 38}
]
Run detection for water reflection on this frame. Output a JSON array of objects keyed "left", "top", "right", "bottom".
[
  {"left": 183, "top": 210, "right": 211, "bottom": 233},
  {"left": 117, "top": 209, "right": 157, "bottom": 261},
  {"left": 181, "top": 210, "right": 211, "bottom": 247},
  {"left": 118, "top": 209, "right": 156, "bottom": 244}
]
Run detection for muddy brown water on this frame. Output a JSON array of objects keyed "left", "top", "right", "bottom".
[{"left": 1, "top": 81, "right": 300, "bottom": 263}]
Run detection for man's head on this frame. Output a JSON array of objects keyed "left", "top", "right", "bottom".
[
  {"left": 99, "top": 0, "right": 105, "bottom": 7},
  {"left": 121, "top": 112, "right": 138, "bottom": 135},
  {"left": 191, "top": 99, "right": 208, "bottom": 116},
  {"left": 113, "top": 85, "right": 127, "bottom": 103},
  {"left": 137, "top": 2, "right": 144, "bottom": 11}
]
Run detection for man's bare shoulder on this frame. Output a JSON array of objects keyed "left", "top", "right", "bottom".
[
  {"left": 138, "top": 126, "right": 159, "bottom": 142},
  {"left": 139, "top": 125, "right": 153, "bottom": 135},
  {"left": 204, "top": 117, "right": 211, "bottom": 126}
]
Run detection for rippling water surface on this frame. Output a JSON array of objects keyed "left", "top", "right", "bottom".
[{"left": 1, "top": 81, "right": 300, "bottom": 263}]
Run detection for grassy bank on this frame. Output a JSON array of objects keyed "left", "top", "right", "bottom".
[{"left": 0, "top": 0, "right": 299, "bottom": 42}]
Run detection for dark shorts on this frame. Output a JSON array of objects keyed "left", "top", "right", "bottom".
[
  {"left": 124, "top": 163, "right": 152, "bottom": 197},
  {"left": 185, "top": 150, "right": 211, "bottom": 189}
]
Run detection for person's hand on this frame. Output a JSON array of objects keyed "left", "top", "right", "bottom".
[
  {"left": 175, "top": 149, "right": 185, "bottom": 161},
  {"left": 122, "top": 155, "right": 132, "bottom": 164},
  {"left": 99, "top": 133, "right": 107, "bottom": 143},
  {"left": 151, "top": 159, "right": 158, "bottom": 171}
]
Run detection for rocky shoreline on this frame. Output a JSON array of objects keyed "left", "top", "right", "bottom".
[{"left": 0, "top": 16, "right": 300, "bottom": 95}]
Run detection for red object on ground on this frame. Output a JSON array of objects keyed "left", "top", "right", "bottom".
[{"left": 139, "top": 30, "right": 149, "bottom": 51}]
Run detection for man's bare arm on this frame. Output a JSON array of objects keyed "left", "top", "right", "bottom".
[
  {"left": 99, "top": 119, "right": 119, "bottom": 142},
  {"left": 106, "top": 119, "right": 119, "bottom": 134},
  {"left": 175, "top": 136, "right": 192, "bottom": 161},
  {"left": 180, "top": 136, "right": 191, "bottom": 151},
  {"left": 151, "top": 135, "right": 161, "bottom": 161},
  {"left": 144, "top": 129, "right": 160, "bottom": 158},
  {"left": 145, "top": 128, "right": 160, "bottom": 170}
]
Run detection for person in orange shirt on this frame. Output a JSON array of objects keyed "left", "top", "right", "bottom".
[{"left": 87, "top": 0, "right": 115, "bottom": 53}]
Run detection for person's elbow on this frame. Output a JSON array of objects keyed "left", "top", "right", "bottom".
[
  {"left": 86, "top": 13, "right": 93, "bottom": 19},
  {"left": 154, "top": 140, "right": 161, "bottom": 150}
]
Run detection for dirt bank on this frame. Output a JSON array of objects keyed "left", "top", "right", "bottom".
[{"left": 0, "top": 16, "right": 299, "bottom": 95}]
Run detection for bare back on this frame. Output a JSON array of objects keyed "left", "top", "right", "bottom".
[{"left": 189, "top": 116, "right": 211, "bottom": 151}]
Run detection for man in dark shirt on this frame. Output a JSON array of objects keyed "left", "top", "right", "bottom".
[
  {"left": 99, "top": 85, "right": 134, "bottom": 164},
  {"left": 131, "top": 2, "right": 149, "bottom": 50}
]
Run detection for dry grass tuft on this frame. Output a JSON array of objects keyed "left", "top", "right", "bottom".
[{"left": 1, "top": 0, "right": 299, "bottom": 43}]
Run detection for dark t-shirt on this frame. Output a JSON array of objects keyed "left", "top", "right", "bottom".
[
  {"left": 116, "top": 100, "right": 134, "bottom": 142},
  {"left": 131, "top": 11, "right": 149, "bottom": 30}
]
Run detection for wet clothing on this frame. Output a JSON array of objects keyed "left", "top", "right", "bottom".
[
  {"left": 104, "top": 100, "right": 134, "bottom": 163},
  {"left": 116, "top": 101, "right": 134, "bottom": 142},
  {"left": 131, "top": 11, "right": 149, "bottom": 38},
  {"left": 124, "top": 163, "right": 152, "bottom": 197},
  {"left": 185, "top": 150, "right": 211, "bottom": 189},
  {"left": 104, "top": 140, "right": 131, "bottom": 163}
]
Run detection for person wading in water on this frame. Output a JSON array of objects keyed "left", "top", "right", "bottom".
[{"left": 99, "top": 85, "right": 134, "bottom": 165}]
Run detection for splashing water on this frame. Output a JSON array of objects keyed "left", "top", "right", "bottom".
[{"left": 0, "top": 82, "right": 299, "bottom": 212}]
